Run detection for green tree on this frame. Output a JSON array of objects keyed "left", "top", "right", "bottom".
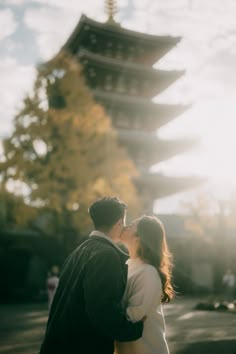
[{"left": 0, "top": 52, "right": 141, "bottom": 249}]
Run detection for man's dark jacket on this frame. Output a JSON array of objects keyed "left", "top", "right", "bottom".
[{"left": 39, "top": 234, "right": 143, "bottom": 354}]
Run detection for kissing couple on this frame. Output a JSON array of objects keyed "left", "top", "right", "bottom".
[{"left": 39, "top": 196, "right": 174, "bottom": 354}]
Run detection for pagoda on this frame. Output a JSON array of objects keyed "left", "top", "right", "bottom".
[{"left": 61, "top": 1, "right": 200, "bottom": 211}]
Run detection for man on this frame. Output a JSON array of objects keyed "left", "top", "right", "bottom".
[{"left": 39, "top": 197, "right": 143, "bottom": 354}]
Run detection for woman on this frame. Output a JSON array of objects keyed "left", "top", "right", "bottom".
[{"left": 115, "top": 215, "right": 174, "bottom": 354}]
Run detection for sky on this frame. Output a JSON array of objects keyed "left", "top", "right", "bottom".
[{"left": 1, "top": 0, "right": 236, "bottom": 213}]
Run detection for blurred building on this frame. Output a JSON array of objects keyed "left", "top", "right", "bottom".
[
  {"left": 60, "top": 9, "right": 201, "bottom": 211},
  {"left": 158, "top": 214, "right": 216, "bottom": 294},
  {"left": 0, "top": 229, "right": 64, "bottom": 303}
]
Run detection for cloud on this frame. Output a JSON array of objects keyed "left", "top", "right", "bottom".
[
  {"left": 23, "top": 7, "right": 73, "bottom": 60},
  {"left": 2, "top": 37, "right": 24, "bottom": 52},
  {"left": 125, "top": 0, "right": 236, "bottom": 68},
  {"left": 2, "top": 0, "right": 26, "bottom": 5},
  {"left": 24, "top": 5, "right": 98, "bottom": 60},
  {"left": 0, "top": 9, "right": 18, "bottom": 40},
  {"left": 23, "top": 2, "right": 108, "bottom": 61},
  {"left": 32, "top": 0, "right": 102, "bottom": 13},
  {"left": 0, "top": 57, "right": 36, "bottom": 137}
]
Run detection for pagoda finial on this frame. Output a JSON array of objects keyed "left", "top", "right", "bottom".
[{"left": 105, "top": 0, "right": 118, "bottom": 24}]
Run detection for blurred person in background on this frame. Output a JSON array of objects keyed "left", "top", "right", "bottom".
[
  {"left": 222, "top": 268, "right": 235, "bottom": 303},
  {"left": 46, "top": 265, "right": 59, "bottom": 310}
]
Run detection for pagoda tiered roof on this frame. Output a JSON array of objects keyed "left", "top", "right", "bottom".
[
  {"left": 78, "top": 49, "right": 184, "bottom": 97},
  {"left": 59, "top": 13, "right": 201, "bottom": 207},
  {"left": 136, "top": 173, "right": 205, "bottom": 199},
  {"left": 117, "top": 130, "right": 198, "bottom": 165},
  {"left": 93, "top": 90, "right": 190, "bottom": 130},
  {"left": 63, "top": 15, "right": 181, "bottom": 65}
]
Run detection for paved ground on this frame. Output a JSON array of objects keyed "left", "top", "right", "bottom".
[
  {"left": 0, "top": 302, "right": 47, "bottom": 354},
  {"left": 165, "top": 297, "right": 236, "bottom": 354},
  {"left": 0, "top": 297, "right": 235, "bottom": 354}
]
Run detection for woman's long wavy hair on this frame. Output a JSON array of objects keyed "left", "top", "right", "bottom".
[{"left": 136, "top": 215, "right": 174, "bottom": 303}]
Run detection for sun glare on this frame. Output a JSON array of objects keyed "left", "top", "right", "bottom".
[
  {"left": 200, "top": 104, "right": 236, "bottom": 184},
  {"left": 157, "top": 98, "right": 236, "bottom": 196}
]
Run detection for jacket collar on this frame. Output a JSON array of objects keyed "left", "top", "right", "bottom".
[{"left": 89, "top": 230, "right": 129, "bottom": 260}]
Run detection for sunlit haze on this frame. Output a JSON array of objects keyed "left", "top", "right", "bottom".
[{"left": 1, "top": 0, "right": 236, "bottom": 212}]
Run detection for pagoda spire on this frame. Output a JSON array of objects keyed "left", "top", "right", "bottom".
[{"left": 105, "top": 0, "right": 118, "bottom": 24}]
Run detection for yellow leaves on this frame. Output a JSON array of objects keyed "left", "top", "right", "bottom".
[
  {"left": 92, "top": 177, "right": 109, "bottom": 196},
  {"left": 0, "top": 188, "right": 38, "bottom": 228},
  {"left": 14, "top": 203, "right": 38, "bottom": 226},
  {"left": 0, "top": 51, "right": 142, "bottom": 234}
]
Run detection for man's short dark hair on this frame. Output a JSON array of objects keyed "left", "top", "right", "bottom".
[{"left": 88, "top": 197, "right": 127, "bottom": 231}]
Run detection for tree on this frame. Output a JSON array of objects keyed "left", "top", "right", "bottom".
[
  {"left": 183, "top": 193, "right": 220, "bottom": 239},
  {"left": 182, "top": 192, "right": 236, "bottom": 292},
  {"left": 0, "top": 184, "right": 37, "bottom": 229},
  {"left": 0, "top": 52, "right": 141, "bottom": 249}
]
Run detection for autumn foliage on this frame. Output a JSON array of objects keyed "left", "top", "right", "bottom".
[{"left": 0, "top": 52, "right": 141, "bottom": 244}]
